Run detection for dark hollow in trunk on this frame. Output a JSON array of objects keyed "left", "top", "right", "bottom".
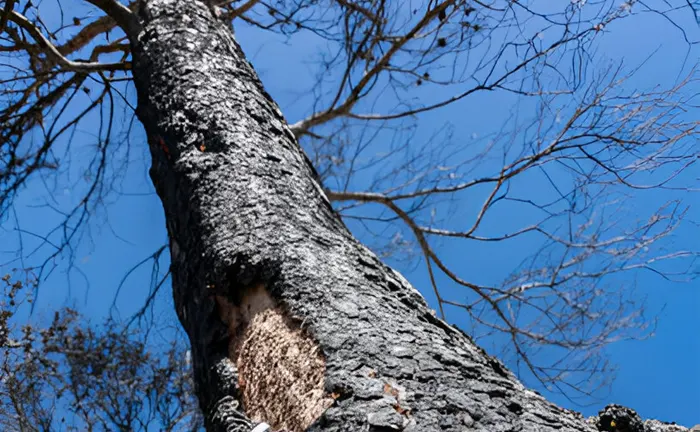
[{"left": 127, "top": 1, "right": 688, "bottom": 431}]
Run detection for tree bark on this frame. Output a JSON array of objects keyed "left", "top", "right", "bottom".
[{"left": 128, "top": 1, "right": 689, "bottom": 431}]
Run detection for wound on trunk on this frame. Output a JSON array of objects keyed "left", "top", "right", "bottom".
[{"left": 215, "top": 283, "right": 332, "bottom": 432}]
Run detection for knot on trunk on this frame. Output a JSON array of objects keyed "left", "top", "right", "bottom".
[{"left": 596, "top": 404, "right": 643, "bottom": 432}]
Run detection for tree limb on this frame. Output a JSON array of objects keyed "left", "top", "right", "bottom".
[
  {"left": 0, "top": 0, "right": 14, "bottom": 34},
  {"left": 83, "top": 0, "right": 142, "bottom": 39},
  {"left": 7, "top": 10, "right": 131, "bottom": 72}
]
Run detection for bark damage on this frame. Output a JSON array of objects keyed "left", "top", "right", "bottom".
[
  {"left": 127, "top": 1, "right": 691, "bottom": 431},
  {"left": 216, "top": 284, "right": 332, "bottom": 431}
]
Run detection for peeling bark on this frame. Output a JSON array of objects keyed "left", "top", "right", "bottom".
[{"left": 127, "top": 1, "right": 690, "bottom": 431}]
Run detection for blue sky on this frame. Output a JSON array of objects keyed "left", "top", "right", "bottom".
[{"left": 1, "top": 0, "right": 699, "bottom": 427}]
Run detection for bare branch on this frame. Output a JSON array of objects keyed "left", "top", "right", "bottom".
[
  {"left": 7, "top": 10, "right": 131, "bottom": 72},
  {"left": 0, "top": 0, "right": 14, "bottom": 35},
  {"left": 83, "top": 0, "right": 142, "bottom": 38}
]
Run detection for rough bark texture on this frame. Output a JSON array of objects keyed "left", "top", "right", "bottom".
[{"left": 127, "top": 1, "right": 691, "bottom": 431}]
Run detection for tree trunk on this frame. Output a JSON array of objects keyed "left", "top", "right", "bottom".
[{"left": 128, "top": 1, "right": 687, "bottom": 431}]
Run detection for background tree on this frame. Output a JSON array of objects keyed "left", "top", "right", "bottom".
[
  {"left": 0, "top": 272, "right": 202, "bottom": 431},
  {"left": 0, "top": 0, "right": 699, "bottom": 430}
]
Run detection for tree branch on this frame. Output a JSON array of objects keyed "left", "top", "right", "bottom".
[
  {"left": 0, "top": 0, "right": 14, "bottom": 34},
  {"left": 7, "top": 10, "right": 131, "bottom": 72},
  {"left": 289, "top": 0, "right": 455, "bottom": 138},
  {"left": 83, "top": 0, "right": 142, "bottom": 39}
]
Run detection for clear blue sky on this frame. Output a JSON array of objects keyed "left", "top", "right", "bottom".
[{"left": 1, "top": 1, "right": 698, "bottom": 427}]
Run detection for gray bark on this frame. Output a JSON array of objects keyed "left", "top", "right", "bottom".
[{"left": 125, "top": 1, "right": 689, "bottom": 431}]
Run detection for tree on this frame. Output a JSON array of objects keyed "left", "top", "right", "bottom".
[
  {"left": 0, "top": 272, "right": 202, "bottom": 431},
  {"left": 0, "top": 0, "right": 698, "bottom": 430}
]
